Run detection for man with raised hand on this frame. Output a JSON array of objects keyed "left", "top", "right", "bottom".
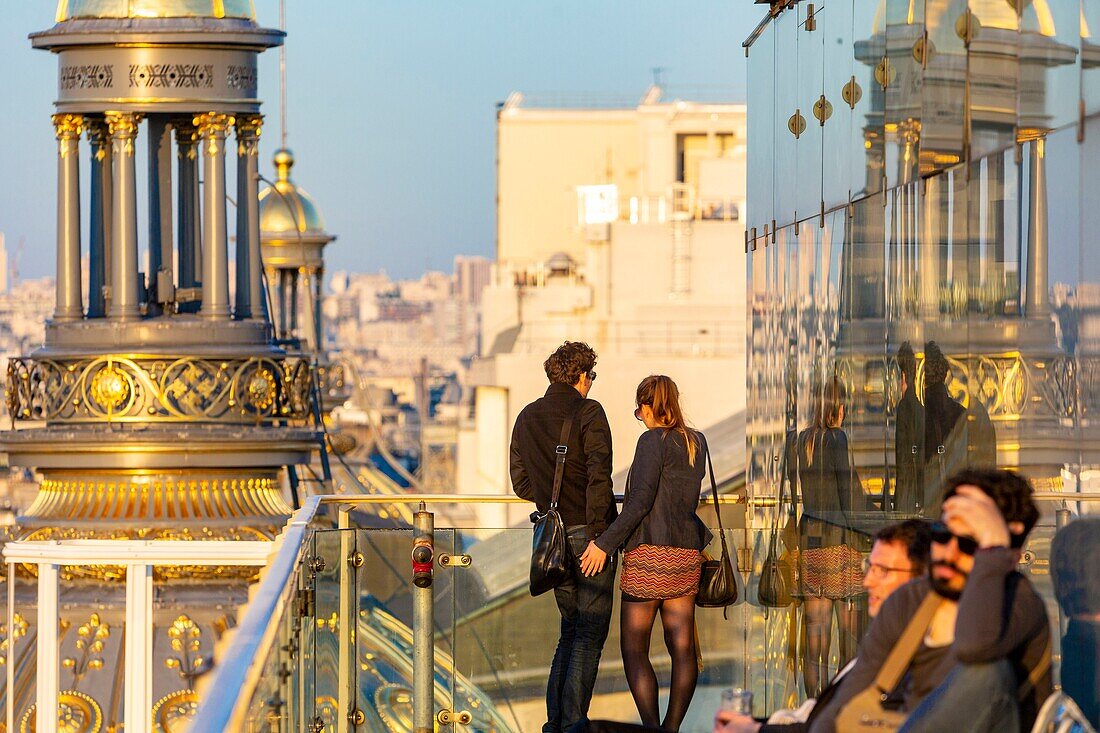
[{"left": 809, "top": 468, "right": 1050, "bottom": 733}]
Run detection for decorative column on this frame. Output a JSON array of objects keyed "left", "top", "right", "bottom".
[
  {"left": 313, "top": 266, "right": 324, "bottom": 351},
  {"left": 106, "top": 112, "right": 141, "bottom": 320},
  {"left": 86, "top": 118, "right": 111, "bottom": 318},
  {"left": 53, "top": 113, "right": 84, "bottom": 321},
  {"left": 175, "top": 120, "right": 201, "bottom": 313},
  {"left": 272, "top": 267, "right": 286, "bottom": 339},
  {"left": 195, "top": 112, "right": 234, "bottom": 319},
  {"left": 146, "top": 116, "right": 174, "bottom": 314},
  {"left": 919, "top": 174, "right": 942, "bottom": 318},
  {"left": 1025, "top": 137, "right": 1050, "bottom": 317},
  {"left": 289, "top": 268, "right": 300, "bottom": 339},
  {"left": 235, "top": 115, "right": 264, "bottom": 319},
  {"left": 301, "top": 266, "right": 318, "bottom": 351}
]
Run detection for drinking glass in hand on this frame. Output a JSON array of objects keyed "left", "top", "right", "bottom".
[{"left": 720, "top": 688, "right": 753, "bottom": 715}]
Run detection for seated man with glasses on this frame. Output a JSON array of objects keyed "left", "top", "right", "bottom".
[
  {"left": 714, "top": 520, "right": 931, "bottom": 733},
  {"left": 808, "top": 468, "right": 1051, "bottom": 733}
]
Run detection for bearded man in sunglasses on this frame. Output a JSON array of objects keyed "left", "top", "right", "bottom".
[{"left": 809, "top": 468, "right": 1051, "bottom": 733}]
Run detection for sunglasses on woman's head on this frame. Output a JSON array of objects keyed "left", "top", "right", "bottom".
[{"left": 930, "top": 521, "right": 979, "bottom": 556}]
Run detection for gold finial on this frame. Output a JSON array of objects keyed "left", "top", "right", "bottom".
[
  {"left": 52, "top": 114, "right": 83, "bottom": 140},
  {"left": 273, "top": 147, "right": 294, "bottom": 183}
]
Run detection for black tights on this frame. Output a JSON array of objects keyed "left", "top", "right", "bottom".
[
  {"left": 801, "top": 596, "right": 864, "bottom": 697},
  {"left": 620, "top": 595, "right": 698, "bottom": 732}
]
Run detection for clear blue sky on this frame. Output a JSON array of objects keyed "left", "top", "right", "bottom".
[{"left": 0, "top": 2, "right": 758, "bottom": 280}]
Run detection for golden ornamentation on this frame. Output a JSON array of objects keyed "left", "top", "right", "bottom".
[
  {"left": 245, "top": 368, "right": 277, "bottom": 411},
  {"left": 17, "top": 522, "right": 276, "bottom": 582},
  {"left": 89, "top": 364, "right": 132, "bottom": 414},
  {"left": 164, "top": 616, "right": 205, "bottom": 687},
  {"left": 955, "top": 10, "right": 980, "bottom": 43},
  {"left": 19, "top": 690, "right": 103, "bottom": 733},
  {"left": 812, "top": 95, "right": 832, "bottom": 125},
  {"left": 193, "top": 112, "right": 234, "bottom": 137},
  {"left": 841, "top": 76, "right": 862, "bottom": 109},
  {"left": 52, "top": 114, "right": 84, "bottom": 140},
  {"left": 152, "top": 689, "right": 199, "bottom": 733},
  {"left": 22, "top": 474, "right": 290, "bottom": 529},
  {"left": 235, "top": 114, "right": 263, "bottom": 140},
  {"left": 104, "top": 111, "right": 140, "bottom": 139},
  {"left": 85, "top": 120, "right": 110, "bottom": 161},
  {"left": 7, "top": 355, "right": 313, "bottom": 424},
  {"left": 788, "top": 110, "right": 806, "bottom": 138},
  {"left": 0, "top": 612, "right": 29, "bottom": 666},
  {"left": 912, "top": 35, "right": 934, "bottom": 65},
  {"left": 874, "top": 56, "right": 896, "bottom": 89},
  {"left": 62, "top": 613, "right": 110, "bottom": 687}
]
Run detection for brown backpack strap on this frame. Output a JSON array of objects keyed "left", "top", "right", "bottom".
[{"left": 873, "top": 592, "right": 944, "bottom": 695}]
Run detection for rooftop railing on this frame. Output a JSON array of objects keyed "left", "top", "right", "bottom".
[{"left": 186, "top": 489, "right": 1093, "bottom": 733}]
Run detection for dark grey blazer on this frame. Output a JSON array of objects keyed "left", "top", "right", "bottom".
[{"left": 594, "top": 428, "right": 712, "bottom": 554}]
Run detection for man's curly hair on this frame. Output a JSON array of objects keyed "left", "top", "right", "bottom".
[
  {"left": 544, "top": 341, "right": 597, "bottom": 386},
  {"left": 941, "top": 468, "right": 1039, "bottom": 548},
  {"left": 924, "top": 341, "right": 949, "bottom": 386}
]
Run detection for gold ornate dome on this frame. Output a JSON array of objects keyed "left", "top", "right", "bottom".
[
  {"left": 873, "top": 0, "right": 1057, "bottom": 37},
  {"left": 56, "top": 0, "right": 255, "bottom": 21},
  {"left": 258, "top": 149, "right": 327, "bottom": 235}
]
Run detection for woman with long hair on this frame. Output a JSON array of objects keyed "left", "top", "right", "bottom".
[
  {"left": 579, "top": 375, "right": 712, "bottom": 731},
  {"left": 791, "top": 375, "right": 865, "bottom": 697}
]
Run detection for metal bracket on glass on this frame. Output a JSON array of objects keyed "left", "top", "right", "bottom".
[
  {"left": 438, "top": 709, "right": 473, "bottom": 725},
  {"left": 438, "top": 554, "right": 472, "bottom": 568}
]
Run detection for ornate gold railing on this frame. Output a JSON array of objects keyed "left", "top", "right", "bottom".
[{"left": 5, "top": 355, "right": 315, "bottom": 424}]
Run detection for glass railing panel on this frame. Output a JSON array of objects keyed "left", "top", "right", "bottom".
[
  {"left": 231, "top": 569, "right": 300, "bottom": 731},
  {"left": 350, "top": 526, "right": 461, "bottom": 731},
  {"left": 306, "top": 528, "right": 346, "bottom": 732}
]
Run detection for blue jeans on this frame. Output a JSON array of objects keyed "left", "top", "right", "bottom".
[
  {"left": 544, "top": 526, "right": 616, "bottom": 733},
  {"left": 899, "top": 660, "right": 1020, "bottom": 733}
]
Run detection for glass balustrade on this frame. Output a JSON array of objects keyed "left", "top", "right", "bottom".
[{"left": 195, "top": 494, "right": 1090, "bottom": 733}]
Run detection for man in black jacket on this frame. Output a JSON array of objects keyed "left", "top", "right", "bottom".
[{"left": 511, "top": 341, "right": 617, "bottom": 733}]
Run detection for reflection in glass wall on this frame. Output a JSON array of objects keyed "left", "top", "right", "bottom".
[{"left": 745, "top": 0, "right": 1098, "bottom": 707}]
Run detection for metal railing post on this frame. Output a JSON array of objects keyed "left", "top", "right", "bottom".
[
  {"left": 338, "top": 505, "right": 356, "bottom": 729},
  {"left": 412, "top": 503, "right": 435, "bottom": 733}
]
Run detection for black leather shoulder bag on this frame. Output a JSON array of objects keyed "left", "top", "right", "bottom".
[
  {"left": 529, "top": 401, "right": 583, "bottom": 596},
  {"left": 696, "top": 441, "right": 739, "bottom": 613}
]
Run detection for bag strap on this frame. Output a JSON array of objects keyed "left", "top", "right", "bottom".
[
  {"left": 550, "top": 401, "right": 584, "bottom": 509},
  {"left": 767, "top": 435, "right": 793, "bottom": 557},
  {"left": 1017, "top": 635, "right": 1052, "bottom": 702},
  {"left": 704, "top": 440, "right": 732, "bottom": 564},
  {"left": 873, "top": 591, "right": 944, "bottom": 695}
]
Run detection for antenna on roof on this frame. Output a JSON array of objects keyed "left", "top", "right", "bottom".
[{"left": 279, "top": 0, "right": 287, "bottom": 149}]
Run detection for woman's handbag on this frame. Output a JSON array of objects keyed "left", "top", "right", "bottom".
[
  {"left": 696, "top": 444, "right": 739, "bottom": 614},
  {"left": 529, "top": 403, "right": 582, "bottom": 596},
  {"left": 835, "top": 592, "right": 943, "bottom": 730},
  {"left": 758, "top": 439, "right": 796, "bottom": 607}
]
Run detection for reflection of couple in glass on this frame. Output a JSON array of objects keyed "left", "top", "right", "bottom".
[{"left": 892, "top": 341, "right": 997, "bottom": 516}]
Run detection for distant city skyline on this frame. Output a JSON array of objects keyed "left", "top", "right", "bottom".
[{"left": 0, "top": 2, "right": 755, "bottom": 281}]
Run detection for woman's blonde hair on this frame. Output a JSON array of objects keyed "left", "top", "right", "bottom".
[
  {"left": 636, "top": 375, "right": 697, "bottom": 466},
  {"left": 804, "top": 376, "right": 846, "bottom": 466}
]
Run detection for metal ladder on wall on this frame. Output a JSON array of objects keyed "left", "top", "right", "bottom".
[{"left": 286, "top": 362, "right": 334, "bottom": 508}]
